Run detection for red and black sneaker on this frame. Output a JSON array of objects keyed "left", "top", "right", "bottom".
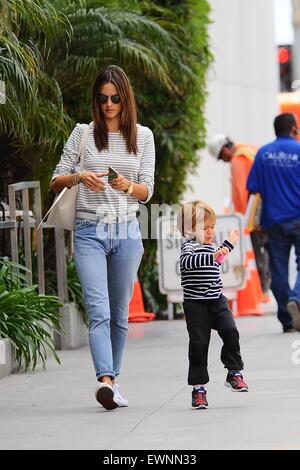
[
  {"left": 191, "top": 388, "right": 208, "bottom": 409},
  {"left": 225, "top": 372, "right": 248, "bottom": 392}
]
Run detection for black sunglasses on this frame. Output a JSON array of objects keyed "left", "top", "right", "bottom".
[{"left": 97, "top": 94, "right": 121, "bottom": 104}]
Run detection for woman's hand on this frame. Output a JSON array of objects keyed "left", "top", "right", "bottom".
[
  {"left": 80, "top": 171, "right": 108, "bottom": 192},
  {"left": 228, "top": 229, "right": 240, "bottom": 244},
  {"left": 109, "top": 173, "right": 130, "bottom": 192}
]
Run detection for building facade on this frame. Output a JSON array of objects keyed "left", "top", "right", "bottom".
[{"left": 183, "top": 0, "right": 279, "bottom": 213}]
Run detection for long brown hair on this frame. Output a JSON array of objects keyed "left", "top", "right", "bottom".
[{"left": 92, "top": 65, "right": 138, "bottom": 154}]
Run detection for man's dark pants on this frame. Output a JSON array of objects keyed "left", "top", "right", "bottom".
[{"left": 267, "top": 216, "right": 300, "bottom": 329}]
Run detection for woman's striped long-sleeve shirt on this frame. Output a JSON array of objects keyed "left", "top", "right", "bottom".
[{"left": 52, "top": 122, "right": 155, "bottom": 220}]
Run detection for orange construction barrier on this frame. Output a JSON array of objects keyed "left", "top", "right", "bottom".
[
  {"left": 129, "top": 280, "right": 156, "bottom": 323},
  {"left": 237, "top": 228, "right": 263, "bottom": 316}
]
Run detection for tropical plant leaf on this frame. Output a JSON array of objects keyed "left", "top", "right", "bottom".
[{"left": 0, "top": 258, "right": 62, "bottom": 371}]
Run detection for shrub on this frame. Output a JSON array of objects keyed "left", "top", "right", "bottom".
[{"left": 0, "top": 259, "right": 62, "bottom": 370}]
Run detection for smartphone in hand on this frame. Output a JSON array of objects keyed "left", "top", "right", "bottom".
[{"left": 108, "top": 166, "right": 118, "bottom": 183}]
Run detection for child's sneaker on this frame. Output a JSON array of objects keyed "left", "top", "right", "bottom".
[
  {"left": 224, "top": 371, "right": 248, "bottom": 392},
  {"left": 191, "top": 388, "right": 208, "bottom": 409},
  {"left": 95, "top": 382, "right": 118, "bottom": 410}
]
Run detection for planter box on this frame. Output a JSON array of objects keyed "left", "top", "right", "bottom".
[
  {"left": 0, "top": 303, "right": 88, "bottom": 379},
  {"left": 0, "top": 339, "right": 43, "bottom": 378},
  {"left": 0, "top": 338, "right": 12, "bottom": 379},
  {"left": 55, "top": 302, "right": 88, "bottom": 350}
]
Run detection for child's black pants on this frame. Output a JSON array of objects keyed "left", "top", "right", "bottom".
[{"left": 183, "top": 294, "right": 244, "bottom": 385}]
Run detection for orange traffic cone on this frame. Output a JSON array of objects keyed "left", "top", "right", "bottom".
[
  {"left": 129, "top": 280, "right": 156, "bottom": 323},
  {"left": 237, "top": 228, "right": 263, "bottom": 316}
]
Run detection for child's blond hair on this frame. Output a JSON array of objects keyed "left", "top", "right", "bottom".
[{"left": 177, "top": 200, "right": 216, "bottom": 237}]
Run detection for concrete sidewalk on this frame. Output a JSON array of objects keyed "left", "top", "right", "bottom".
[{"left": 1, "top": 314, "right": 300, "bottom": 450}]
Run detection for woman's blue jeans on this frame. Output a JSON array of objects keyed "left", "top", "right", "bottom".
[
  {"left": 267, "top": 217, "right": 300, "bottom": 328},
  {"left": 74, "top": 218, "right": 144, "bottom": 380}
]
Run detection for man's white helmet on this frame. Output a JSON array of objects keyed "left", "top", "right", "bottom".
[{"left": 207, "top": 134, "right": 229, "bottom": 159}]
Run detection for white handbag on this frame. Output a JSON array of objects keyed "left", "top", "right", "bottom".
[{"left": 39, "top": 124, "right": 90, "bottom": 231}]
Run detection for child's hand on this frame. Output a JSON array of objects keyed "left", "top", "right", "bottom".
[
  {"left": 214, "top": 247, "right": 229, "bottom": 261},
  {"left": 228, "top": 229, "right": 240, "bottom": 244}
]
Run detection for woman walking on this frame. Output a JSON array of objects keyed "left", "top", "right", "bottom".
[{"left": 51, "top": 65, "right": 155, "bottom": 410}]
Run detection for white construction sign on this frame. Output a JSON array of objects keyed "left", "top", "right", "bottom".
[{"left": 157, "top": 214, "right": 245, "bottom": 296}]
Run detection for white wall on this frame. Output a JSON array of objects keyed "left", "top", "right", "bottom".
[{"left": 183, "top": 0, "right": 280, "bottom": 213}]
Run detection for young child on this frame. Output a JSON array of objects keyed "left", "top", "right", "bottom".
[{"left": 177, "top": 200, "right": 248, "bottom": 410}]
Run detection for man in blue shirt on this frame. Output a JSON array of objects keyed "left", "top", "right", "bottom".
[{"left": 247, "top": 113, "right": 300, "bottom": 333}]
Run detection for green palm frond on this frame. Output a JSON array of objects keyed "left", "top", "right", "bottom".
[
  {"left": 0, "top": 0, "right": 73, "bottom": 146},
  {"left": 48, "top": 2, "right": 183, "bottom": 93},
  {"left": 3, "top": 0, "right": 72, "bottom": 51}
]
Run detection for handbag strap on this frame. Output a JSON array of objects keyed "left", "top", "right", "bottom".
[
  {"left": 78, "top": 123, "right": 90, "bottom": 169},
  {"left": 37, "top": 124, "right": 90, "bottom": 229}
]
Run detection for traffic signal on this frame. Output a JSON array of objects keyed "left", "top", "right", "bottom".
[{"left": 277, "top": 45, "right": 292, "bottom": 91}]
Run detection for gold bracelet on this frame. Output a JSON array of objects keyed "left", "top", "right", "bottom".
[
  {"left": 76, "top": 171, "right": 81, "bottom": 184},
  {"left": 124, "top": 181, "right": 134, "bottom": 194},
  {"left": 79, "top": 170, "right": 85, "bottom": 183},
  {"left": 75, "top": 170, "right": 83, "bottom": 185}
]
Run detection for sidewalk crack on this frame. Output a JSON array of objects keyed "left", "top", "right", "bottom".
[{"left": 104, "top": 384, "right": 187, "bottom": 450}]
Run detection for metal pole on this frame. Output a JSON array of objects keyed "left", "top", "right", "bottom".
[
  {"left": 55, "top": 227, "right": 68, "bottom": 303},
  {"left": 167, "top": 302, "right": 174, "bottom": 321},
  {"left": 54, "top": 226, "right": 68, "bottom": 350},
  {"left": 22, "top": 189, "right": 32, "bottom": 285},
  {"left": 8, "top": 185, "right": 18, "bottom": 265},
  {"left": 34, "top": 184, "right": 45, "bottom": 295}
]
